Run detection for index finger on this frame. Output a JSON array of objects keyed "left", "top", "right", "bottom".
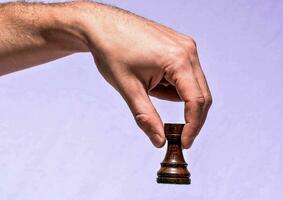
[{"left": 164, "top": 63, "right": 205, "bottom": 149}]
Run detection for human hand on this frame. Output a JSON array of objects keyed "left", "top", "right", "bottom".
[{"left": 81, "top": 3, "right": 212, "bottom": 148}]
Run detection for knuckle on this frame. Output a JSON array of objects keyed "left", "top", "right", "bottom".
[
  {"left": 135, "top": 113, "right": 150, "bottom": 128},
  {"left": 188, "top": 37, "right": 197, "bottom": 47},
  {"left": 167, "top": 45, "right": 188, "bottom": 62},
  {"left": 163, "top": 65, "right": 184, "bottom": 84},
  {"left": 184, "top": 37, "right": 197, "bottom": 55},
  {"left": 165, "top": 37, "right": 197, "bottom": 62},
  {"left": 163, "top": 60, "right": 187, "bottom": 84},
  {"left": 192, "top": 96, "right": 205, "bottom": 107},
  {"left": 205, "top": 95, "right": 213, "bottom": 107}
]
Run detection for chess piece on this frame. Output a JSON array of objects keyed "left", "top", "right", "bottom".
[{"left": 157, "top": 123, "right": 191, "bottom": 184}]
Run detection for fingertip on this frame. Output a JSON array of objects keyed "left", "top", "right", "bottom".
[
  {"left": 182, "top": 140, "right": 193, "bottom": 149},
  {"left": 181, "top": 126, "right": 200, "bottom": 149},
  {"left": 135, "top": 112, "right": 165, "bottom": 148},
  {"left": 159, "top": 136, "right": 166, "bottom": 147},
  {"left": 181, "top": 136, "right": 190, "bottom": 149},
  {"left": 181, "top": 125, "right": 195, "bottom": 149},
  {"left": 151, "top": 134, "right": 166, "bottom": 148},
  {"left": 182, "top": 137, "right": 194, "bottom": 149}
]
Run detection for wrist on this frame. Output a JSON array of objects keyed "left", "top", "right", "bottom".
[{"left": 45, "top": 2, "right": 90, "bottom": 53}]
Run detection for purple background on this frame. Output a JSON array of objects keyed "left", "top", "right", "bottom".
[{"left": 0, "top": 0, "right": 282, "bottom": 199}]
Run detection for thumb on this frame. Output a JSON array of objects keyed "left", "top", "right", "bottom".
[{"left": 117, "top": 78, "right": 165, "bottom": 148}]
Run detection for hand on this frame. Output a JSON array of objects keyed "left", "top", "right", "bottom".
[
  {"left": 82, "top": 3, "right": 212, "bottom": 148},
  {"left": 0, "top": 2, "right": 212, "bottom": 149}
]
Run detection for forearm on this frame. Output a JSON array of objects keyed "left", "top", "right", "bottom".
[{"left": 0, "top": 2, "right": 90, "bottom": 76}]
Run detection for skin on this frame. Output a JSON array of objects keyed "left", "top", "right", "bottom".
[{"left": 0, "top": 1, "right": 212, "bottom": 149}]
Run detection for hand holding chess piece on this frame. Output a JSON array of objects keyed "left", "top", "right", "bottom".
[
  {"left": 157, "top": 123, "right": 191, "bottom": 184},
  {"left": 0, "top": 2, "right": 212, "bottom": 184}
]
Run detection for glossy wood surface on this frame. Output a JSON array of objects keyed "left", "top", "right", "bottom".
[{"left": 157, "top": 123, "right": 191, "bottom": 184}]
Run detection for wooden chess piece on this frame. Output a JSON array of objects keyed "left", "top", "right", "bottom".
[{"left": 157, "top": 123, "right": 191, "bottom": 184}]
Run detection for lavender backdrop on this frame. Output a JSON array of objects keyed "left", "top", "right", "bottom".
[{"left": 0, "top": 0, "right": 282, "bottom": 199}]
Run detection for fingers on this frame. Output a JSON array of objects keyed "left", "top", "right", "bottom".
[
  {"left": 179, "top": 76, "right": 205, "bottom": 149},
  {"left": 117, "top": 76, "right": 166, "bottom": 148},
  {"left": 190, "top": 50, "right": 212, "bottom": 137},
  {"left": 164, "top": 61, "right": 205, "bottom": 149},
  {"left": 149, "top": 84, "right": 181, "bottom": 101},
  {"left": 153, "top": 26, "right": 211, "bottom": 146}
]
